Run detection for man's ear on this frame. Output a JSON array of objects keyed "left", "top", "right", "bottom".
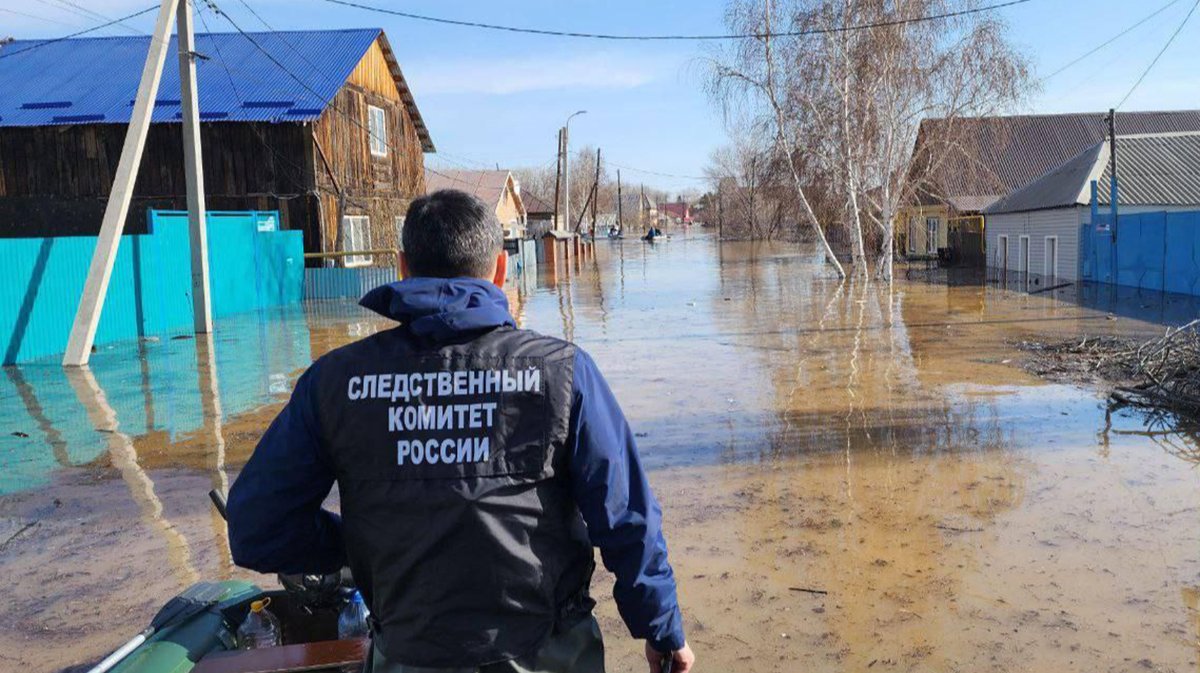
[
  {"left": 491, "top": 251, "right": 508, "bottom": 289},
  {"left": 399, "top": 252, "right": 410, "bottom": 280}
]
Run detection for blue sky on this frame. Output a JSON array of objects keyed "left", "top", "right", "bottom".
[{"left": 3, "top": 0, "right": 1199, "bottom": 193}]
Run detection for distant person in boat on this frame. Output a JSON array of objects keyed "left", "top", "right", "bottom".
[{"left": 226, "top": 189, "right": 694, "bottom": 673}]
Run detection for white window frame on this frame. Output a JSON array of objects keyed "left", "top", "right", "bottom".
[
  {"left": 1018, "top": 235, "right": 1030, "bottom": 275},
  {"left": 394, "top": 215, "right": 405, "bottom": 252},
  {"left": 341, "top": 215, "right": 372, "bottom": 267},
  {"left": 1044, "top": 235, "right": 1059, "bottom": 279},
  {"left": 925, "top": 216, "right": 940, "bottom": 254},
  {"left": 997, "top": 234, "right": 1009, "bottom": 270},
  {"left": 367, "top": 105, "right": 388, "bottom": 157}
]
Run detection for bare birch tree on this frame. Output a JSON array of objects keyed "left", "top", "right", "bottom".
[{"left": 707, "top": 0, "right": 1032, "bottom": 280}]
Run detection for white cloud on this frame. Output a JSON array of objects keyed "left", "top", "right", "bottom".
[{"left": 406, "top": 52, "right": 662, "bottom": 95}]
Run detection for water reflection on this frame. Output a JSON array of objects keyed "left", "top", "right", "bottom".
[
  {"left": 195, "top": 333, "right": 233, "bottom": 576},
  {"left": 521, "top": 234, "right": 1199, "bottom": 671},
  {"left": 2, "top": 231, "right": 1198, "bottom": 673},
  {"left": 64, "top": 365, "right": 200, "bottom": 586}
]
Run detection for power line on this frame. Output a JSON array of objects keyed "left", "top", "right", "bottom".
[
  {"left": 1041, "top": 0, "right": 1182, "bottom": 82},
  {"left": 220, "top": 0, "right": 482, "bottom": 182},
  {"left": 0, "top": 5, "right": 158, "bottom": 60},
  {"left": 216, "top": 0, "right": 483, "bottom": 179},
  {"left": 30, "top": 0, "right": 102, "bottom": 26},
  {"left": 0, "top": 7, "right": 78, "bottom": 28},
  {"left": 39, "top": 0, "right": 146, "bottom": 34},
  {"left": 609, "top": 162, "right": 709, "bottom": 181},
  {"left": 1116, "top": 0, "right": 1200, "bottom": 109},
  {"left": 194, "top": 4, "right": 305, "bottom": 177},
  {"left": 206, "top": 0, "right": 490, "bottom": 193},
  {"left": 317, "top": 0, "right": 1035, "bottom": 41}
]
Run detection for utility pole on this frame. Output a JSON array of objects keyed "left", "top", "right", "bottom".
[
  {"left": 1107, "top": 108, "right": 1119, "bottom": 237},
  {"left": 590, "top": 148, "right": 601, "bottom": 239},
  {"left": 640, "top": 184, "right": 647, "bottom": 231},
  {"left": 718, "top": 187, "right": 724, "bottom": 240},
  {"left": 178, "top": 0, "right": 211, "bottom": 334},
  {"left": 552, "top": 128, "right": 563, "bottom": 233},
  {"left": 66, "top": 0, "right": 215, "bottom": 366},
  {"left": 563, "top": 110, "right": 586, "bottom": 236},
  {"left": 616, "top": 169, "right": 623, "bottom": 235},
  {"left": 749, "top": 156, "right": 758, "bottom": 238}
]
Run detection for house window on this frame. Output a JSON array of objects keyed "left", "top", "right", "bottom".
[
  {"left": 367, "top": 105, "right": 387, "bottom": 157},
  {"left": 925, "top": 216, "right": 940, "bottom": 254},
  {"left": 341, "top": 215, "right": 372, "bottom": 267},
  {"left": 395, "top": 215, "right": 404, "bottom": 252}
]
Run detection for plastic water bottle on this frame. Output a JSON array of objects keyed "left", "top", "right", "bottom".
[
  {"left": 237, "top": 598, "right": 281, "bottom": 649},
  {"left": 338, "top": 591, "right": 370, "bottom": 673},
  {"left": 338, "top": 590, "right": 370, "bottom": 640}
]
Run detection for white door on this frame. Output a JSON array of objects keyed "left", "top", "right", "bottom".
[
  {"left": 1019, "top": 235, "right": 1030, "bottom": 275},
  {"left": 1044, "top": 236, "right": 1058, "bottom": 279},
  {"left": 997, "top": 235, "right": 1009, "bottom": 271}
]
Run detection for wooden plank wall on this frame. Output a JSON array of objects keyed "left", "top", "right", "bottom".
[
  {"left": 311, "top": 38, "right": 426, "bottom": 263},
  {"left": 0, "top": 122, "right": 318, "bottom": 237}
]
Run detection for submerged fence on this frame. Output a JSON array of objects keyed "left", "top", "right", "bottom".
[
  {"left": 1080, "top": 210, "right": 1200, "bottom": 297},
  {"left": 0, "top": 210, "right": 303, "bottom": 364}
]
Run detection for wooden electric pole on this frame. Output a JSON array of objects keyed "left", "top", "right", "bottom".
[
  {"left": 590, "top": 148, "right": 600, "bottom": 239},
  {"left": 552, "top": 128, "right": 563, "bottom": 233},
  {"left": 640, "top": 184, "right": 646, "bottom": 231},
  {"left": 718, "top": 188, "right": 724, "bottom": 240},
  {"left": 616, "top": 169, "right": 623, "bottom": 235}
]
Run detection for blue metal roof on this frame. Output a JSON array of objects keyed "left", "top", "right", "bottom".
[{"left": 0, "top": 29, "right": 382, "bottom": 126}]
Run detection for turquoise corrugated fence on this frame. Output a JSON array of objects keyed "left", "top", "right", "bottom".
[{"left": 0, "top": 210, "right": 303, "bottom": 364}]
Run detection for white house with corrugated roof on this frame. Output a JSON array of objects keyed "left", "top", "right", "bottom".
[{"left": 984, "top": 131, "right": 1200, "bottom": 282}]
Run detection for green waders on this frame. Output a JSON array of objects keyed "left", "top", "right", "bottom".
[{"left": 365, "top": 615, "right": 606, "bottom": 673}]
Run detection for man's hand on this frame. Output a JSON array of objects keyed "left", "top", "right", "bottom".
[{"left": 646, "top": 641, "right": 695, "bottom": 673}]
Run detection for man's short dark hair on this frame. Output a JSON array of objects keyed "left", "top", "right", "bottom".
[{"left": 402, "top": 189, "right": 503, "bottom": 278}]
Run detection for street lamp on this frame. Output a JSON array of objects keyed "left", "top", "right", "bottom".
[{"left": 563, "top": 110, "right": 587, "bottom": 232}]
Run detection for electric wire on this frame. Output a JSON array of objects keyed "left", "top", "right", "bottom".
[
  {"left": 0, "top": 5, "right": 159, "bottom": 60},
  {"left": 1041, "top": 0, "right": 1182, "bottom": 82},
  {"left": 220, "top": 0, "right": 485, "bottom": 179},
  {"left": 206, "top": 0, "right": 492, "bottom": 193},
  {"left": 317, "top": 0, "right": 1034, "bottom": 41},
  {"left": 1115, "top": 0, "right": 1200, "bottom": 109},
  {"left": 608, "top": 162, "right": 710, "bottom": 181},
  {"left": 194, "top": 3, "right": 315, "bottom": 194},
  {"left": 39, "top": 0, "right": 146, "bottom": 35},
  {"left": 29, "top": 0, "right": 105, "bottom": 26},
  {"left": 0, "top": 7, "right": 78, "bottom": 28}
]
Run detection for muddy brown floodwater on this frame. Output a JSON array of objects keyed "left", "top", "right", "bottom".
[{"left": 2, "top": 231, "right": 1199, "bottom": 673}]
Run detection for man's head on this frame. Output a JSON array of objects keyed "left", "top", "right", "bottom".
[{"left": 400, "top": 189, "right": 506, "bottom": 285}]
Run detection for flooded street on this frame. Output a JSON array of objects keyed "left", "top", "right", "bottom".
[{"left": 3, "top": 231, "right": 1199, "bottom": 672}]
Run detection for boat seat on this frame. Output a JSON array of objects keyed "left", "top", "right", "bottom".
[{"left": 192, "top": 637, "right": 368, "bottom": 673}]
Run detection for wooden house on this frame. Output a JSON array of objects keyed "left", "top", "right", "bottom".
[
  {"left": 0, "top": 29, "right": 435, "bottom": 267},
  {"left": 425, "top": 169, "right": 528, "bottom": 240}
]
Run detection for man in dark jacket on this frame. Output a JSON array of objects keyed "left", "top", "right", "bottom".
[{"left": 227, "top": 189, "right": 695, "bottom": 673}]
